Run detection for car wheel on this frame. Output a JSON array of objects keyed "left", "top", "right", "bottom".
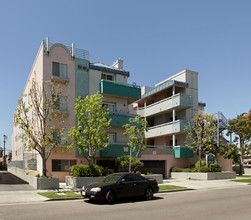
[
  {"left": 105, "top": 190, "right": 115, "bottom": 204},
  {"left": 145, "top": 188, "right": 154, "bottom": 200}
]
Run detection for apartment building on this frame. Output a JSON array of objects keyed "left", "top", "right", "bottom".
[
  {"left": 134, "top": 70, "right": 232, "bottom": 177},
  {"left": 12, "top": 38, "right": 140, "bottom": 181}
]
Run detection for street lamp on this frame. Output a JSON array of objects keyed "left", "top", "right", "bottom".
[{"left": 3, "top": 135, "right": 7, "bottom": 166}]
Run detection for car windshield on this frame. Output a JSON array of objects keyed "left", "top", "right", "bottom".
[{"left": 102, "top": 174, "right": 123, "bottom": 184}]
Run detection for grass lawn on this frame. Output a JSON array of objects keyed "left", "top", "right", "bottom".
[
  {"left": 38, "top": 191, "right": 81, "bottom": 199},
  {"left": 236, "top": 175, "right": 251, "bottom": 178},
  {"left": 159, "top": 185, "right": 187, "bottom": 191},
  {"left": 231, "top": 179, "right": 251, "bottom": 183}
]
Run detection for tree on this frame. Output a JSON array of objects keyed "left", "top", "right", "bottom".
[
  {"left": 14, "top": 79, "right": 67, "bottom": 176},
  {"left": 68, "top": 92, "right": 111, "bottom": 165},
  {"left": 185, "top": 112, "right": 217, "bottom": 168},
  {"left": 123, "top": 115, "right": 148, "bottom": 158},
  {"left": 115, "top": 155, "right": 143, "bottom": 173},
  {"left": 226, "top": 113, "right": 251, "bottom": 175}
]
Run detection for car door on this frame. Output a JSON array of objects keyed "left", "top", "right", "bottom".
[
  {"left": 118, "top": 174, "right": 136, "bottom": 198},
  {"left": 132, "top": 174, "right": 147, "bottom": 196}
]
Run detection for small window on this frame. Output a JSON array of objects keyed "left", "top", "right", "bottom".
[
  {"left": 52, "top": 160, "right": 76, "bottom": 172},
  {"left": 108, "top": 133, "right": 116, "bottom": 143},
  {"left": 53, "top": 96, "right": 68, "bottom": 112},
  {"left": 123, "top": 174, "right": 135, "bottom": 182},
  {"left": 103, "top": 103, "right": 115, "bottom": 113},
  {"left": 53, "top": 129, "right": 68, "bottom": 145},
  {"left": 101, "top": 73, "right": 114, "bottom": 81},
  {"left": 52, "top": 62, "right": 68, "bottom": 79}
]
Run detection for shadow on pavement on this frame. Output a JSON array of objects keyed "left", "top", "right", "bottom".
[
  {"left": 0, "top": 171, "right": 28, "bottom": 184},
  {"left": 84, "top": 196, "right": 164, "bottom": 205}
]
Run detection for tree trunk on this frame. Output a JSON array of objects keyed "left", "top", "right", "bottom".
[{"left": 43, "top": 158, "right": 47, "bottom": 177}]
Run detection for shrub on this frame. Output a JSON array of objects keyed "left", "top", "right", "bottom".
[
  {"left": 195, "top": 160, "right": 206, "bottom": 169},
  {"left": 70, "top": 164, "right": 103, "bottom": 177},
  {"left": 198, "top": 166, "right": 210, "bottom": 172},
  {"left": 209, "top": 164, "right": 221, "bottom": 172},
  {"left": 115, "top": 155, "right": 143, "bottom": 172},
  {"left": 171, "top": 167, "right": 183, "bottom": 172},
  {"left": 102, "top": 167, "right": 114, "bottom": 176}
]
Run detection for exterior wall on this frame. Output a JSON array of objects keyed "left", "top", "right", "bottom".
[
  {"left": 12, "top": 42, "right": 44, "bottom": 163},
  {"left": 43, "top": 44, "right": 77, "bottom": 177},
  {"left": 217, "top": 156, "right": 233, "bottom": 171}
]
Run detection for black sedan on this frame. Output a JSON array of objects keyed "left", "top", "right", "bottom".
[{"left": 81, "top": 173, "right": 159, "bottom": 204}]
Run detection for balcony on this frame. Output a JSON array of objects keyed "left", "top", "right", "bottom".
[
  {"left": 100, "top": 143, "right": 137, "bottom": 158},
  {"left": 146, "top": 120, "right": 189, "bottom": 138},
  {"left": 109, "top": 112, "right": 136, "bottom": 127},
  {"left": 51, "top": 75, "right": 69, "bottom": 83},
  {"left": 137, "top": 93, "right": 193, "bottom": 117},
  {"left": 174, "top": 146, "right": 194, "bottom": 158},
  {"left": 100, "top": 80, "right": 141, "bottom": 102},
  {"left": 142, "top": 145, "right": 174, "bottom": 156}
]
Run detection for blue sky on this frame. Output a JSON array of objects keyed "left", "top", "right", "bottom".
[{"left": 0, "top": 0, "right": 250, "bottom": 153}]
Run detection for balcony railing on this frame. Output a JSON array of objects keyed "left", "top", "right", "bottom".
[
  {"left": 136, "top": 93, "right": 193, "bottom": 117},
  {"left": 100, "top": 80, "right": 141, "bottom": 100},
  {"left": 100, "top": 143, "right": 137, "bottom": 157},
  {"left": 44, "top": 41, "right": 90, "bottom": 61},
  {"left": 146, "top": 120, "right": 189, "bottom": 138},
  {"left": 109, "top": 112, "right": 137, "bottom": 127}
]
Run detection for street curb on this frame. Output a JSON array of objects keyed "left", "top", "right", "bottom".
[
  {"left": 158, "top": 188, "right": 195, "bottom": 193},
  {"left": 44, "top": 188, "right": 195, "bottom": 201}
]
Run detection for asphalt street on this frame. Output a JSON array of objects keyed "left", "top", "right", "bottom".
[{"left": 0, "top": 185, "right": 251, "bottom": 220}]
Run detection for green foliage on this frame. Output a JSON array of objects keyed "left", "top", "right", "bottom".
[
  {"left": 102, "top": 167, "right": 114, "bottom": 176},
  {"left": 68, "top": 92, "right": 111, "bottom": 165},
  {"left": 208, "top": 164, "right": 221, "bottom": 172},
  {"left": 220, "top": 144, "right": 241, "bottom": 164},
  {"left": 123, "top": 115, "right": 148, "bottom": 157},
  {"left": 115, "top": 155, "right": 143, "bottom": 172},
  {"left": 14, "top": 79, "right": 66, "bottom": 176},
  {"left": 227, "top": 113, "right": 251, "bottom": 161},
  {"left": 70, "top": 164, "right": 103, "bottom": 177},
  {"left": 195, "top": 160, "right": 206, "bottom": 169},
  {"left": 185, "top": 113, "right": 217, "bottom": 168},
  {"left": 171, "top": 162, "right": 221, "bottom": 173}
]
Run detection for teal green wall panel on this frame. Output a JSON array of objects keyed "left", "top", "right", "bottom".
[
  {"left": 172, "top": 94, "right": 193, "bottom": 108},
  {"left": 172, "top": 120, "right": 189, "bottom": 133},
  {"left": 75, "top": 58, "right": 89, "bottom": 98},
  {"left": 75, "top": 58, "right": 89, "bottom": 157},
  {"left": 174, "top": 147, "right": 194, "bottom": 158},
  {"left": 100, "top": 144, "right": 137, "bottom": 157},
  {"left": 100, "top": 80, "right": 141, "bottom": 99},
  {"left": 109, "top": 114, "right": 134, "bottom": 127}
]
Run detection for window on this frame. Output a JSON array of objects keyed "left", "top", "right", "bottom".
[
  {"left": 103, "top": 103, "right": 115, "bottom": 113},
  {"left": 108, "top": 133, "right": 116, "bottom": 143},
  {"left": 101, "top": 73, "right": 114, "bottom": 81},
  {"left": 52, "top": 160, "right": 76, "bottom": 172},
  {"left": 123, "top": 174, "right": 134, "bottom": 182},
  {"left": 53, "top": 96, "right": 68, "bottom": 112},
  {"left": 52, "top": 62, "right": 68, "bottom": 79},
  {"left": 53, "top": 129, "right": 68, "bottom": 145}
]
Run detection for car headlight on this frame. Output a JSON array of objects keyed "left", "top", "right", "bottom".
[{"left": 90, "top": 187, "right": 101, "bottom": 192}]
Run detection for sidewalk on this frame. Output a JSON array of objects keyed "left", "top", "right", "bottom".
[{"left": 0, "top": 178, "right": 249, "bottom": 205}]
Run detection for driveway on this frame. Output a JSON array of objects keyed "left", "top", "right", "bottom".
[{"left": 0, "top": 171, "right": 34, "bottom": 191}]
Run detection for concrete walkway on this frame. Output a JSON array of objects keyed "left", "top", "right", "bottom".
[
  {"left": 160, "top": 178, "right": 248, "bottom": 190},
  {"left": 0, "top": 177, "right": 249, "bottom": 205}
]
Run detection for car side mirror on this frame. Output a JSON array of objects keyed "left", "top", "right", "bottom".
[{"left": 120, "top": 179, "right": 125, "bottom": 183}]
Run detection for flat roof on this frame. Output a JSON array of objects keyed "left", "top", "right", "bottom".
[{"left": 89, "top": 62, "right": 130, "bottom": 76}]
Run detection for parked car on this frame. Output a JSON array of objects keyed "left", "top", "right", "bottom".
[{"left": 81, "top": 172, "right": 159, "bottom": 204}]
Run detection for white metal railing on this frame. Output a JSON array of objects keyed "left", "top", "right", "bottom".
[{"left": 137, "top": 93, "right": 192, "bottom": 110}]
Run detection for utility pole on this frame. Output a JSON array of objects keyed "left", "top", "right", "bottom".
[{"left": 3, "top": 135, "right": 7, "bottom": 166}]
